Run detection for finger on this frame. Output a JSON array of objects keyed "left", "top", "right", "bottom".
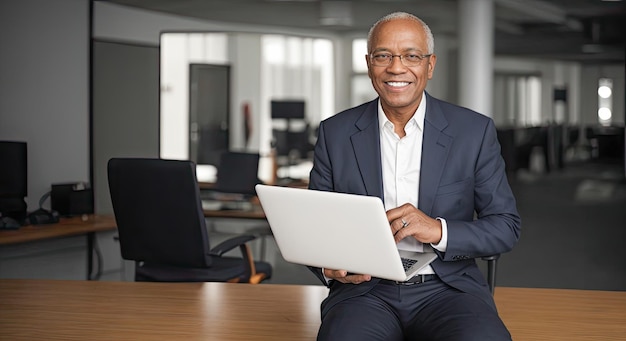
[
  {"left": 345, "top": 273, "right": 372, "bottom": 284},
  {"left": 386, "top": 203, "right": 415, "bottom": 223},
  {"left": 386, "top": 206, "right": 404, "bottom": 222},
  {"left": 391, "top": 216, "right": 411, "bottom": 237},
  {"left": 391, "top": 218, "right": 404, "bottom": 235},
  {"left": 394, "top": 226, "right": 409, "bottom": 243},
  {"left": 325, "top": 269, "right": 348, "bottom": 280}
]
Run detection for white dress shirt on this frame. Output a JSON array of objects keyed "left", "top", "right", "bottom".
[{"left": 377, "top": 95, "right": 448, "bottom": 275}]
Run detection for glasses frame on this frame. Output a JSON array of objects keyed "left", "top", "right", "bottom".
[{"left": 368, "top": 53, "right": 432, "bottom": 67}]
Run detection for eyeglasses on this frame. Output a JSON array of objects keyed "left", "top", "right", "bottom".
[{"left": 369, "top": 53, "right": 432, "bottom": 67}]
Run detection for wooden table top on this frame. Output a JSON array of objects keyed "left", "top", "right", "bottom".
[
  {"left": 0, "top": 279, "right": 624, "bottom": 340},
  {"left": 495, "top": 287, "right": 626, "bottom": 340},
  {"left": 0, "top": 279, "right": 328, "bottom": 341},
  {"left": 0, "top": 215, "right": 117, "bottom": 245}
]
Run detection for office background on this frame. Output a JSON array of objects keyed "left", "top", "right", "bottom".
[{"left": 0, "top": 0, "right": 624, "bottom": 288}]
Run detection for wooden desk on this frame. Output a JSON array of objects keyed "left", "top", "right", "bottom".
[
  {"left": 495, "top": 287, "right": 626, "bottom": 340},
  {"left": 0, "top": 279, "right": 328, "bottom": 341},
  {"left": 0, "top": 280, "right": 624, "bottom": 340},
  {"left": 201, "top": 181, "right": 307, "bottom": 220},
  {"left": 0, "top": 215, "right": 117, "bottom": 280}
]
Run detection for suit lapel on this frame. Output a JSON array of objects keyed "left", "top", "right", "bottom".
[
  {"left": 351, "top": 100, "right": 384, "bottom": 199},
  {"left": 419, "top": 94, "right": 452, "bottom": 216}
]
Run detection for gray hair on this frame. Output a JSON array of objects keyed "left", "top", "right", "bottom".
[{"left": 367, "top": 12, "right": 435, "bottom": 54}]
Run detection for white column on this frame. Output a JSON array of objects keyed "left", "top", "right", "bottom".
[{"left": 458, "top": 0, "right": 494, "bottom": 118}]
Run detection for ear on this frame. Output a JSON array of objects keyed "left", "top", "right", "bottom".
[
  {"left": 427, "top": 54, "right": 437, "bottom": 79},
  {"left": 365, "top": 54, "right": 373, "bottom": 79}
]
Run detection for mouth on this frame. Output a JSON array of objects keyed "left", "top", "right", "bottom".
[{"left": 385, "top": 81, "right": 411, "bottom": 88}]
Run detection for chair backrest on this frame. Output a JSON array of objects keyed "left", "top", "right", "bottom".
[
  {"left": 108, "top": 158, "right": 212, "bottom": 268},
  {"left": 213, "top": 152, "right": 261, "bottom": 196}
]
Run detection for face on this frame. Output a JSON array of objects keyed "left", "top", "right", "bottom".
[{"left": 366, "top": 18, "right": 436, "bottom": 116}]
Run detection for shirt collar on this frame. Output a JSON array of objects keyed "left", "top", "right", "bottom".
[{"left": 377, "top": 93, "right": 426, "bottom": 133}]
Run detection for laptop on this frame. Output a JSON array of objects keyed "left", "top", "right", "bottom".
[{"left": 255, "top": 184, "right": 438, "bottom": 282}]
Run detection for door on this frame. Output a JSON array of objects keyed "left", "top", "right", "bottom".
[{"left": 189, "top": 64, "right": 230, "bottom": 166}]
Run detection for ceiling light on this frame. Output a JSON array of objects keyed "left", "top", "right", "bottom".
[{"left": 319, "top": 1, "right": 352, "bottom": 26}]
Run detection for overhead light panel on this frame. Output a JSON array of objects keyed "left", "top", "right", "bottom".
[{"left": 319, "top": 1, "right": 352, "bottom": 26}]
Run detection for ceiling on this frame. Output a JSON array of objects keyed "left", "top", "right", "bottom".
[{"left": 103, "top": 0, "right": 625, "bottom": 64}]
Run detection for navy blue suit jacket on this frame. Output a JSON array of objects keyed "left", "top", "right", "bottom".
[{"left": 308, "top": 93, "right": 521, "bottom": 315}]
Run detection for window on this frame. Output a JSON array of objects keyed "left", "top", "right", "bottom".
[{"left": 351, "top": 38, "right": 377, "bottom": 107}]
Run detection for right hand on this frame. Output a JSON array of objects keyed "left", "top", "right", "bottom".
[{"left": 323, "top": 268, "right": 372, "bottom": 284}]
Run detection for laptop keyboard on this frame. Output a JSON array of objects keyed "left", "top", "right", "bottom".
[{"left": 401, "top": 257, "right": 417, "bottom": 271}]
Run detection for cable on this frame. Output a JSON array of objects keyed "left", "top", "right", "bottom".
[{"left": 38, "top": 190, "right": 51, "bottom": 209}]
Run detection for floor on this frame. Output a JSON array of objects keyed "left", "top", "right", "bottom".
[
  {"left": 210, "top": 158, "right": 626, "bottom": 291},
  {"left": 498, "top": 159, "right": 626, "bottom": 291}
]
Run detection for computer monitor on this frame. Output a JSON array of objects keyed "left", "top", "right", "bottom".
[
  {"left": 213, "top": 152, "right": 261, "bottom": 196},
  {"left": 0, "top": 141, "right": 28, "bottom": 220},
  {"left": 271, "top": 100, "right": 306, "bottom": 119}
]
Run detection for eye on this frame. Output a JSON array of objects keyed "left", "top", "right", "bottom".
[
  {"left": 403, "top": 54, "right": 421, "bottom": 62},
  {"left": 373, "top": 53, "right": 392, "bottom": 61}
]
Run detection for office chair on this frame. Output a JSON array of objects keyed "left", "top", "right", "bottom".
[
  {"left": 482, "top": 254, "right": 500, "bottom": 295},
  {"left": 107, "top": 157, "right": 272, "bottom": 284}
]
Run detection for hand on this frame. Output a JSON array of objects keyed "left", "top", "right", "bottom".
[
  {"left": 323, "top": 268, "right": 371, "bottom": 284},
  {"left": 387, "top": 203, "right": 442, "bottom": 244}
]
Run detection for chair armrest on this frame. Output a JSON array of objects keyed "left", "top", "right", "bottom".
[
  {"left": 210, "top": 234, "right": 267, "bottom": 284},
  {"left": 209, "top": 234, "right": 256, "bottom": 256},
  {"left": 481, "top": 254, "right": 500, "bottom": 295}
]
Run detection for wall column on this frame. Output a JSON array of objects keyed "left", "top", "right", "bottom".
[{"left": 458, "top": 0, "right": 494, "bottom": 118}]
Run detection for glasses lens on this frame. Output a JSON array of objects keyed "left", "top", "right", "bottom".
[
  {"left": 371, "top": 54, "right": 391, "bottom": 66},
  {"left": 370, "top": 54, "right": 429, "bottom": 67},
  {"left": 402, "top": 54, "right": 424, "bottom": 66}
]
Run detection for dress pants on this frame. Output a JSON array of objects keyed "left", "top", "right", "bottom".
[{"left": 317, "top": 277, "right": 511, "bottom": 341}]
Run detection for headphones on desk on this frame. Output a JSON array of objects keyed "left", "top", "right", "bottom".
[
  {"left": 24, "top": 191, "right": 60, "bottom": 225},
  {"left": 24, "top": 208, "right": 60, "bottom": 225}
]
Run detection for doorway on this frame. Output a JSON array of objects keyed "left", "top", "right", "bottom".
[{"left": 189, "top": 63, "right": 230, "bottom": 166}]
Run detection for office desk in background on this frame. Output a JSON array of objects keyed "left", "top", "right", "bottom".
[
  {"left": 1, "top": 279, "right": 625, "bottom": 340},
  {"left": 0, "top": 215, "right": 117, "bottom": 280},
  {"left": 199, "top": 180, "right": 308, "bottom": 220},
  {"left": 202, "top": 198, "right": 267, "bottom": 220}
]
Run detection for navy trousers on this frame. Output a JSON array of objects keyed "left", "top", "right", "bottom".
[{"left": 317, "top": 278, "right": 511, "bottom": 341}]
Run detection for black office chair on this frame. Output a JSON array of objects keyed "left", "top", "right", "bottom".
[
  {"left": 107, "top": 157, "right": 272, "bottom": 284},
  {"left": 482, "top": 254, "right": 500, "bottom": 295}
]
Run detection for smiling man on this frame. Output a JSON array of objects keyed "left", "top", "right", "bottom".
[{"left": 307, "top": 12, "right": 521, "bottom": 340}]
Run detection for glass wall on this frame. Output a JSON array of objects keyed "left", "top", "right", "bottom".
[{"left": 160, "top": 32, "right": 334, "bottom": 182}]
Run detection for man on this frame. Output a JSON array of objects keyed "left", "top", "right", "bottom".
[{"left": 308, "top": 12, "right": 521, "bottom": 340}]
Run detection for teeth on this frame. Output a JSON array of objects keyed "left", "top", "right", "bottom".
[{"left": 387, "top": 82, "right": 409, "bottom": 87}]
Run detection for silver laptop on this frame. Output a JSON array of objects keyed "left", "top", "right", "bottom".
[{"left": 255, "top": 184, "right": 438, "bottom": 282}]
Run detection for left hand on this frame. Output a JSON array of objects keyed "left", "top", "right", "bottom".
[{"left": 386, "top": 203, "right": 442, "bottom": 244}]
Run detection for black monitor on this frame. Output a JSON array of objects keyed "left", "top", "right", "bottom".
[
  {"left": 0, "top": 141, "right": 28, "bottom": 220},
  {"left": 213, "top": 152, "right": 261, "bottom": 196},
  {"left": 271, "top": 100, "right": 305, "bottom": 119}
]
